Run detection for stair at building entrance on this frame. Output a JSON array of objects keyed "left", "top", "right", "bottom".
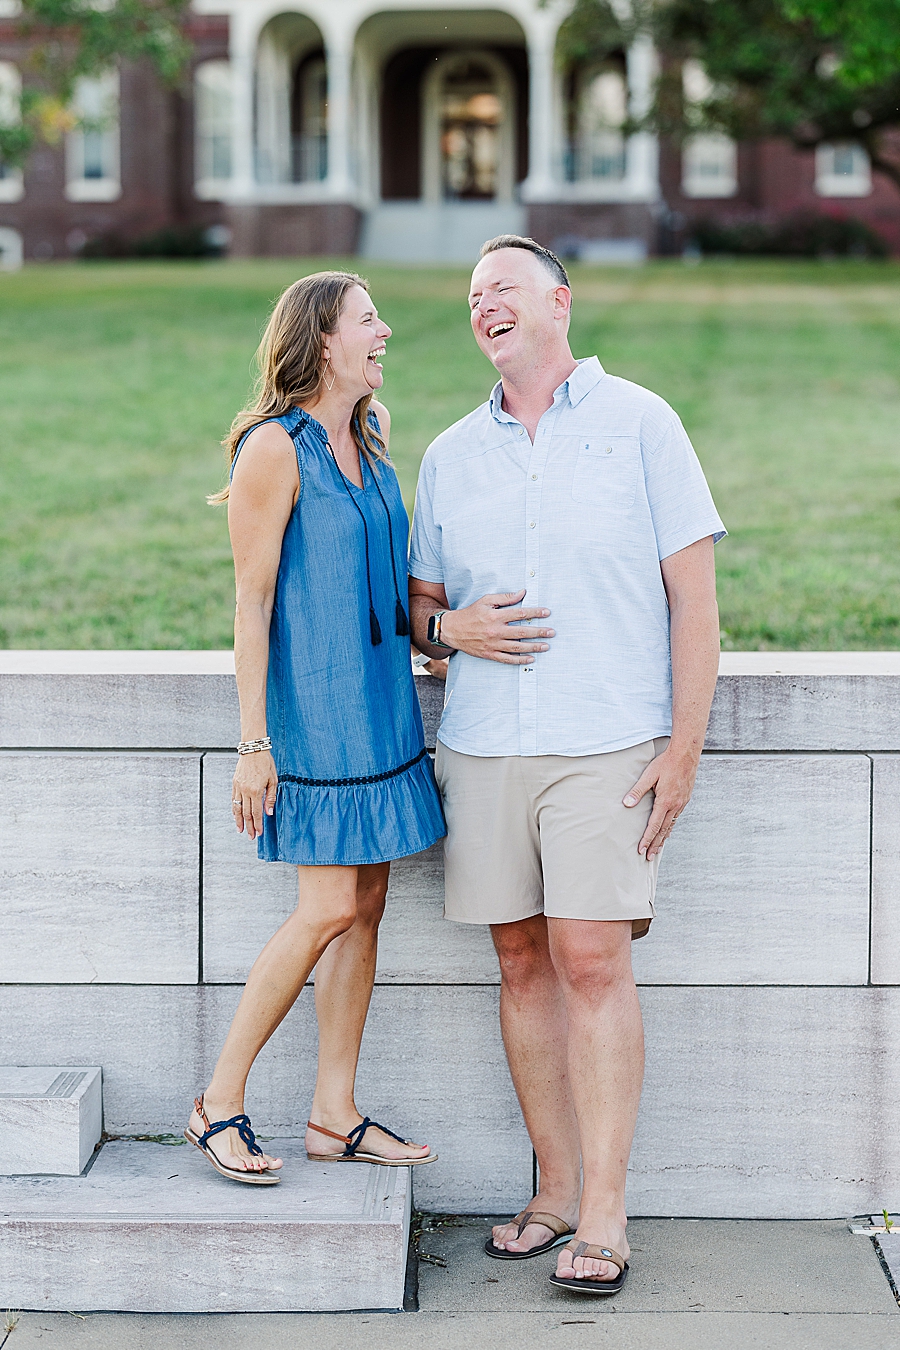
[
  {"left": 361, "top": 201, "right": 527, "bottom": 263},
  {"left": 0, "top": 1136, "right": 411, "bottom": 1312}
]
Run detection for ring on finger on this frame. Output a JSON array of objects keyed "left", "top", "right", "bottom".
[{"left": 231, "top": 799, "right": 242, "bottom": 806}]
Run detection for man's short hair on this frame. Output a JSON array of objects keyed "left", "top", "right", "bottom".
[{"left": 479, "top": 234, "right": 570, "bottom": 290}]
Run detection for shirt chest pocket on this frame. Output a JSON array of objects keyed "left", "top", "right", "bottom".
[{"left": 570, "top": 437, "right": 641, "bottom": 510}]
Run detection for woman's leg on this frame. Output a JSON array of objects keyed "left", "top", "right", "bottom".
[
  {"left": 305, "top": 862, "right": 431, "bottom": 1162},
  {"left": 189, "top": 864, "right": 360, "bottom": 1172}
]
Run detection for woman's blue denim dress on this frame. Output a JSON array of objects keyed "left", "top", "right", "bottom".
[{"left": 232, "top": 408, "right": 445, "bottom": 866}]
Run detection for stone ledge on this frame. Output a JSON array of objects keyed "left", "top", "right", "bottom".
[
  {"left": 0, "top": 1139, "right": 410, "bottom": 1312},
  {"left": 2, "top": 654, "right": 900, "bottom": 750}
]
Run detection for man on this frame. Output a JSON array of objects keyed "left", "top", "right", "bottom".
[{"left": 409, "top": 235, "right": 725, "bottom": 1294}]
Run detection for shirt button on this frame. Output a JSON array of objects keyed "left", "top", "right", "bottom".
[
  {"left": 529, "top": 569, "right": 535, "bottom": 577},
  {"left": 529, "top": 521, "right": 536, "bottom": 528},
  {"left": 517, "top": 428, "right": 524, "bottom": 436},
  {"left": 531, "top": 474, "right": 537, "bottom": 480}
]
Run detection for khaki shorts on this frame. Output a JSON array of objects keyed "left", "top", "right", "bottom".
[{"left": 435, "top": 738, "right": 670, "bottom": 937}]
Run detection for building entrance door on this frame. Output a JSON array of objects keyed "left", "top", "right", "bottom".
[
  {"left": 440, "top": 58, "right": 502, "bottom": 199},
  {"left": 423, "top": 50, "right": 515, "bottom": 203}
]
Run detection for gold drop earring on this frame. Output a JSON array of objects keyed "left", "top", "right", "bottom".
[{"left": 322, "top": 358, "right": 336, "bottom": 391}]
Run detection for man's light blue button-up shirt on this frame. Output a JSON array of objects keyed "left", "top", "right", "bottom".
[{"left": 409, "top": 356, "right": 726, "bottom": 757}]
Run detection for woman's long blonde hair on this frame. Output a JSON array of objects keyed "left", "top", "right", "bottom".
[{"left": 209, "top": 270, "right": 386, "bottom": 504}]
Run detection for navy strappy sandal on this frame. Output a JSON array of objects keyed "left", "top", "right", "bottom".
[
  {"left": 306, "top": 1116, "right": 438, "bottom": 1166},
  {"left": 184, "top": 1094, "right": 280, "bottom": 1185}
]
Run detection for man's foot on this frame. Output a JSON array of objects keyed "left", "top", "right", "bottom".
[
  {"left": 304, "top": 1113, "right": 431, "bottom": 1162},
  {"left": 491, "top": 1195, "right": 579, "bottom": 1255},
  {"left": 554, "top": 1219, "right": 629, "bottom": 1283},
  {"left": 188, "top": 1097, "right": 283, "bottom": 1173}
]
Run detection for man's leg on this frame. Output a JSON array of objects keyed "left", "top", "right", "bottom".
[
  {"left": 547, "top": 917, "right": 643, "bottom": 1283},
  {"left": 489, "top": 914, "right": 582, "bottom": 1253}
]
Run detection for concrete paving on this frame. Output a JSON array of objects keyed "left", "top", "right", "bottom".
[{"left": 3, "top": 1218, "right": 898, "bottom": 1349}]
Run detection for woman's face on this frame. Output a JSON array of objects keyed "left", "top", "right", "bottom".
[{"left": 324, "top": 285, "right": 392, "bottom": 398}]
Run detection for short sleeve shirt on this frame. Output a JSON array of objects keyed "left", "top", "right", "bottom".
[{"left": 409, "top": 356, "right": 726, "bottom": 757}]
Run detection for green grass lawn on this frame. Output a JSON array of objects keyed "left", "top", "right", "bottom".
[{"left": 1, "top": 257, "right": 899, "bottom": 649}]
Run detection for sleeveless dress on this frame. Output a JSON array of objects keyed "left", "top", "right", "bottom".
[{"left": 232, "top": 407, "right": 445, "bottom": 866}]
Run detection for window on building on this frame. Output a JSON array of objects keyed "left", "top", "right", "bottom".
[
  {"left": 815, "top": 142, "right": 872, "bottom": 197},
  {"left": 682, "top": 134, "right": 738, "bottom": 198},
  {"left": 195, "top": 60, "right": 234, "bottom": 197},
  {"left": 0, "top": 62, "right": 24, "bottom": 202},
  {"left": 566, "top": 65, "right": 627, "bottom": 183},
  {"left": 291, "top": 52, "right": 327, "bottom": 183},
  {"left": 65, "top": 71, "right": 120, "bottom": 201},
  {"left": 680, "top": 59, "right": 737, "bottom": 198}
]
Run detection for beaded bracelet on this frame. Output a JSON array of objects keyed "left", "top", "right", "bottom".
[{"left": 237, "top": 737, "right": 272, "bottom": 755}]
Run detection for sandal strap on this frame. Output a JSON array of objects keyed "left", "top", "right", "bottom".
[
  {"left": 194, "top": 1095, "right": 210, "bottom": 1132},
  {"left": 515, "top": 1210, "right": 572, "bottom": 1239},
  {"left": 307, "top": 1120, "right": 352, "bottom": 1146},
  {"left": 345, "top": 1117, "right": 409, "bottom": 1155},
  {"left": 563, "top": 1240, "right": 625, "bottom": 1272},
  {"left": 198, "top": 1112, "right": 263, "bottom": 1157},
  {"left": 307, "top": 1117, "right": 411, "bottom": 1157}
]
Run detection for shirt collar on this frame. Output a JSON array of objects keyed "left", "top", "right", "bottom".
[{"left": 489, "top": 355, "right": 606, "bottom": 423}]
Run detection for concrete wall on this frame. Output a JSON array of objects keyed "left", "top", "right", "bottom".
[{"left": 3, "top": 651, "right": 900, "bottom": 1217}]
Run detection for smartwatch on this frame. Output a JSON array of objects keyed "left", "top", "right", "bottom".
[{"left": 427, "top": 610, "right": 453, "bottom": 649}]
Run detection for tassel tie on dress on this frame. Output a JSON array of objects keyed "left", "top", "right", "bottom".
[{"left": 327, "top": 441, "right": 410, "bottom": 647}]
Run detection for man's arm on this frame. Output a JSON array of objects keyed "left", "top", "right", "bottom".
[
  {"left": 622, "top": 535, "right": 720, "bottom": 859},
  {"left": 409, "top": 578, "right": 555, "bottom": 663}
]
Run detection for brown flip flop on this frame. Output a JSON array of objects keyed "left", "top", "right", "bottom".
[
  {"left": 548, "top": 1239, "right": 628, "bottom": 1294},
  {"left": 484, "top": 1210, "right": 575, "bottom": 1259}
]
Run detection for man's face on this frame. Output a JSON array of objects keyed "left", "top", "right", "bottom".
[{"left": 468, "top": 248, "right": 570, "bottom": 374}]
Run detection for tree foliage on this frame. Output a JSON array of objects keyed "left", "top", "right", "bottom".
[
  {"left": 0, "top": 0, "right": 189, "bottom": 168},
  {"left": 654, "top": 0, "right": 900, "bottom": 192},
  {"left": 784, "top": 0, "right": 900, "bottom": 89}
]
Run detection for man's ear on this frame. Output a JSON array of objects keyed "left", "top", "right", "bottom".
[{"left": 553, "top": 285, "right": 573, "bottom": 320}]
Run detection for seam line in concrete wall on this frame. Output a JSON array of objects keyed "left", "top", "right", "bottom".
[
  {"left": 199, "top": 753, "right": 205, "bottom": 986},
  {"left": 867, "top": 752, "right": 874, "bottom": 987},
  {"left": 0, "top": 747, "right": 891, "bottom": 755},
  {"left": 0, "top": 981, "right": 879, "bottom": 990}
]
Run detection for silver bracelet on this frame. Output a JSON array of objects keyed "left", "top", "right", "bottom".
[{"left": 237, "top": 736, "right": 272, "bottom": 755}]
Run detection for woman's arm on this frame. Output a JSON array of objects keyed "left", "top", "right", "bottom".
[{"left": 228, "top": 422, "right": 299, "bottom": 839}]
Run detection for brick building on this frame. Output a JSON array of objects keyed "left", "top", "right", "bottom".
[{"left": 0, "top": 0, "right": 898, "bottom": 265}]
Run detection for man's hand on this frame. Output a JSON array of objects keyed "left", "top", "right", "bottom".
[
  {"left": 623, "top": 746, "right": 699, "bottom": 860},
  {"left": 440, "top": 589, "right": 555, "bottom": 665}
]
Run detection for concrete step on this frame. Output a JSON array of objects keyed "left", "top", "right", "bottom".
[
  {"left": 0, "top": 1138, "right": 411, "bottom": 1312},
  {"left": 0, "top": 1065, "right": 102, "bottom": 1175}
]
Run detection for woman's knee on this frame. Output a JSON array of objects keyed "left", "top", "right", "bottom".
[
  {"left": 293, "top": 878, "right": 358, "bottom": 943},
  {"left": 354, "top": 865, "right": 389, "bottom": 928}
]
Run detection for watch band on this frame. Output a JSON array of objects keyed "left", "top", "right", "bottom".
[{"left": 428, "top": 609, "right": 453, "bottom": 649}]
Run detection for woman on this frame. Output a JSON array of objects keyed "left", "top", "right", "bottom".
[{"left": 185, "top": 272, "right": 445, "bottom": 1183}]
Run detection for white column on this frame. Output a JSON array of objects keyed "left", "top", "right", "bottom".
[
  {"left": 323, "top": 34, "right": 354, "bottom": 199},
  {"left": 520, "top": 12, "right": 561, "bottom": 201},
  {"left": 255, "top": 29, "right": 292, "bottom": 185},
  {"left": 625, "top": 33, "right": 659, "bottom": 200},
  {"left": 228, "top": 11, "right": 256, "bottom": 198}
]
